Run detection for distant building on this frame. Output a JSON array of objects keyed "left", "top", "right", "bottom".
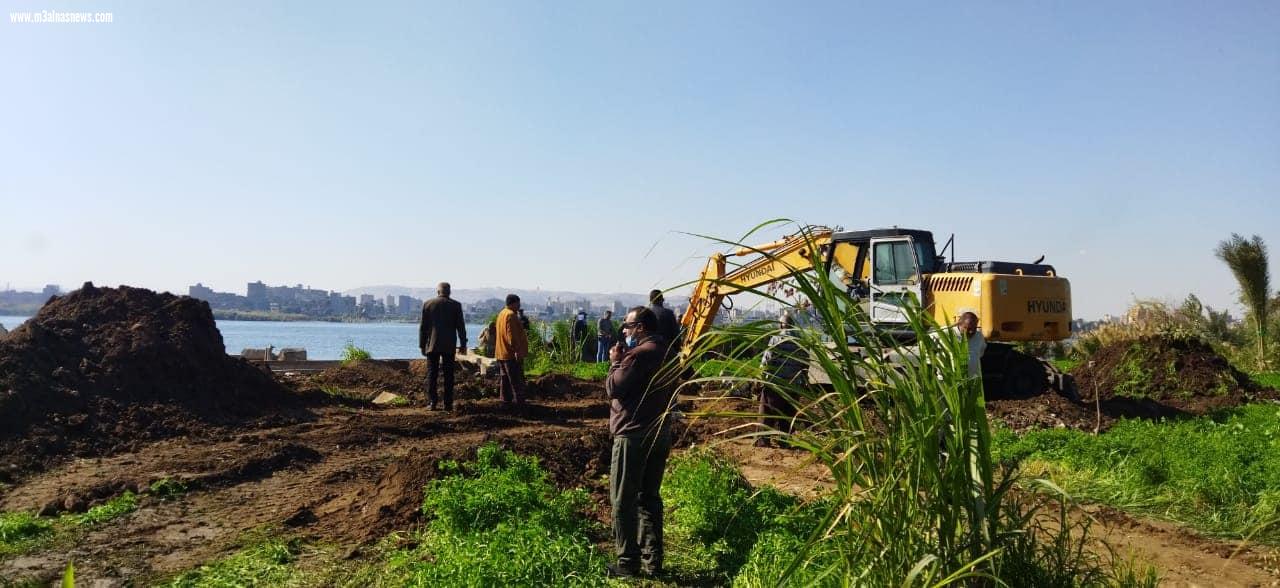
[
  {"left": 189, "top": 283, "right": 216, "bottom": 300},
  {"left": 41, "top": 284, "right": 60, "bottom": 298},
  {"left": 359, "top": 294, "right": 375, "bottom": 306},
  {"left": 246, "top": 281, "right": 268, "bottom": 310}
]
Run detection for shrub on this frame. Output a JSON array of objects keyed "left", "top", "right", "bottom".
[{"left": 340, "top": 342, "right": 371, "bottom": 365}]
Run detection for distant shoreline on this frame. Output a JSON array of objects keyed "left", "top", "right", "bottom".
[{"left": 210, "top": 310, "right": 417, "bottom": 324}]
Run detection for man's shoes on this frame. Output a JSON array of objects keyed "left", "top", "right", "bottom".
[
  {"left": 428, "top": 403, "right": 439, "bottom": 411},
  {"left": 605, "top": 563, "right": 640, "bottom": 578},
  {"left": 640, "top": 565, "right": 663, "bottom": 578}
]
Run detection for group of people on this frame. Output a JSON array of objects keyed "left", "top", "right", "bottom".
[
  {"left": 419, "top": 280, "right": 989, "bottom": 578},
  {"left": 416, "top": 283, "right": 683, "bottom": 577},
  {"left": 417, "top": 282, "right": 532, "bottom": 409}
]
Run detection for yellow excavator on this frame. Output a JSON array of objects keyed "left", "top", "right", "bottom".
[{"left": 681, "top": 226, "right": 1076, "bottom": 397}]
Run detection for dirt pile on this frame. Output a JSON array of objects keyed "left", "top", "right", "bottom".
[
  {"left": 989, "top": 336, "right": 1274, "bottom": 432},
  {"left": 0, "top": 283, "right": 306, "bottom": 477},
  {"left": 1072, "top": 336, "right": 1256, "bottom": 403}
]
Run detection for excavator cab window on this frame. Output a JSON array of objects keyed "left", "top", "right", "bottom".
[{"left": 873, "top": 241, "right": 920, "bottom": 285}]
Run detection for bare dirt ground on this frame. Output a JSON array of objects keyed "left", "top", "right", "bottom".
[{"left": 1, "top": 366, "right": 1276, "bottom": 586}]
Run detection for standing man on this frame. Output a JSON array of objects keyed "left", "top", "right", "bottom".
[
  {"left": 573, "top": 309, "right": 589, "bottom": 361},
  {"left": 953, "top": 311, "right": 986, "bottom": 378},
  {"left": 596, "top": 309, "right": 615, "bottom": 363},
  {"left": 756, "top": 310, "right": 806, "bottom": 447},
  {"left": 605, "top": 306, "right": 677, "bottom": 578},
  {"left": 419, "top": 282, "right": 467, "bottom": 411},
  {"left": 647, "top": 289, "right": 679, "bottom": 355},
  {"left": 495, "top": 294, "right": 528, "bottom": 404}
]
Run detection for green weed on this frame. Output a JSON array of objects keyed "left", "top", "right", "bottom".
[
  {"left": 149, "top": 478, "right": 188, "bottom": 501},
  {"left": 346, "top": 443, "right": 608, "bottom": 587},
  {"left": 996, "top": 404, "right": 1280, "bottom": 542},
  {"left": 72, "top": 491, "right": 137, "bottom": 526},
  {"left": 0, "top": 512, "right": 54, "bottom": 556},
  {"left": 662, "top": 450, "right": 798, "bottom": 579},
  {"left": 165, "top": 537, "right": 303, "bottom": 587},
  {"left": 340, "top": 343, "right": 371, "bottom": 365}
]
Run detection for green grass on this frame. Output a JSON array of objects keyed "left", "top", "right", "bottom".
[
  {"left": 345, "top": 443, "right": 609, "bottom": 587},
  {"left": 0, "top": 512, "right": 54, "bottom": 556},
  {"left": 525, "top": 356, "right": 610, "bottom": 381},
  {"left": 164, "top": 537, "right": 304, "bottom": 587},
  {"left": 995, "top": 403, "right": 1280, "bottom": 542},
  {"left": 73, "top": 491, "right": 138, "bottom": 526},
  {"left": 1051, "top": 357, "right": 1080, "bottom": 373},
  {"left": 1253, "top": 372, "right": 1280, "bottom": 389},
  {"left": 0, "top": 491, "right": 139, "bottom": 558}
]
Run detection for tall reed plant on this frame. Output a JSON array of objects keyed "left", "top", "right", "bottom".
[{"left": 676, "top": 221, "right": 1123, "bottom": 586}]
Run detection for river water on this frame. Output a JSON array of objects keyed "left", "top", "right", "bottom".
[{"left": 0, "top": 315, "right": 486, "bottom": 360}]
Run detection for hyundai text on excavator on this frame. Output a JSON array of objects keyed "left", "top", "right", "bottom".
[{"left": 680, "top": 226, "right": 1076, "bottom": 397}]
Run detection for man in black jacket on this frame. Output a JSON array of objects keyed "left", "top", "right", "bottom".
[
  {"left": 419, "top": 282, "right": 467, "bottom": 411},
  {"left": 605, "top": 306, "right": 677, "bottom": 578},
  {"left": 647, "top": 289, "right": 679, "bottom": 355}
]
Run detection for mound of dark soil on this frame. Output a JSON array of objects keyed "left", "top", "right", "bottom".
[
  {"left": 1073, "top": 336, "right": 1255, "bottom": 403},
  {"left": 989, "top": 336, "right": 1275, "bottom": 433},
  {"left": 0, "top": 283, "right": 306, "bottom": 477}
]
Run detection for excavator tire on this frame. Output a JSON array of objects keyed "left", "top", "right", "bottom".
[{"left": 981, "top": 343, "right": 1078, "bottom": 401}]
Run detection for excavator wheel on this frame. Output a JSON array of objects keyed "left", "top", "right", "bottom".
[{"left": 981, "top": 343, "right": 1078, "bottom": 401}]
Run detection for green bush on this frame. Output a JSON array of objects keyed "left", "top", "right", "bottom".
[
  {"left": 423, "top": 444, "right": 589, "bottom": 536},
  {"left": 663, "top": 450, "right": 802, "bottom": 579}
]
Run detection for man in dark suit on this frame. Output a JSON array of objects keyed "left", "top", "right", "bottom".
[{"left": 419, "top": 282, "right": 467, "bottom": 411}]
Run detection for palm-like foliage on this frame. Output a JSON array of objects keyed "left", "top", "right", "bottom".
[
  {"left": 671, "top": 221, "right": 1120, "bottom": 586},
  {"left": 1215, "top": 234, "right": 1271, "bottom": 369}
]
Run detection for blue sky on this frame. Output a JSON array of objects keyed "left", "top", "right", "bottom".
[{"left": 2, "top": 1, "right": 1277, "bottom": 319}]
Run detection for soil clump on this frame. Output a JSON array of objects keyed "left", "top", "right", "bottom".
[{"left": 0, "top": 284, "right": 307, "bottom": 478}]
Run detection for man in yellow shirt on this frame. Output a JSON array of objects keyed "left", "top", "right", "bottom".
[{"left": 494, "top": 294, "right": 529, "bottom": 404}]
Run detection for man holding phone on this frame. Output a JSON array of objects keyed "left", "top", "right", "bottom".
[{"left": 604, "top": 306, "right": 677, "bottom": 578}]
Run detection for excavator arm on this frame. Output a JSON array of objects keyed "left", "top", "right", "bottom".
[{"left": 680, "top": 227, "right": 839, "bottom": 359}]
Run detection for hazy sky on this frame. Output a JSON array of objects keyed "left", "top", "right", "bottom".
[{"left": 3, "top": 1, "right": 1277, "bottom": 319}]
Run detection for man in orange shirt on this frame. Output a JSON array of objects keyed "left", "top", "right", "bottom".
[{"left": 494, "top": 294, "right": 529, "bottom": 404}]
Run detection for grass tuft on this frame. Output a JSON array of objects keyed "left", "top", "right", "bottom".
[
  {"left": 165, "top": 537, "right": 303, "bottom": 587},
  {"left": 73, "top": 491, "right": 137, "bottom": 526},
  {"left": 0, "top": 512, "right": 54, "bottom": 556},
  {"left": 340, "top": 343, "right": 371, "bottom": 365}
]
